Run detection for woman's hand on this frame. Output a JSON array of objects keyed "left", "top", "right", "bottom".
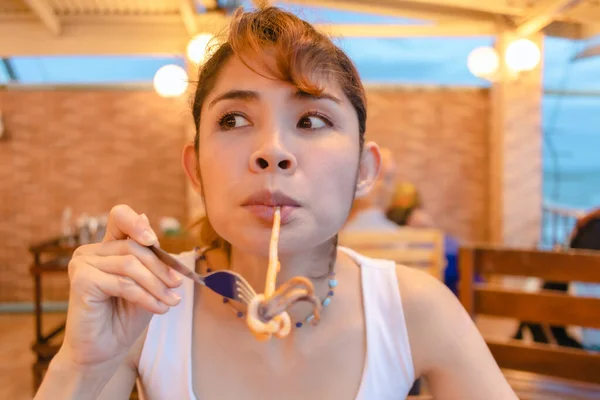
[{"left": 58, "top": 204, "right": 183, "bottom": 370}]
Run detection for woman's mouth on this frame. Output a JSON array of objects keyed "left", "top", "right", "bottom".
[
  {"left": 243, "top": 204, "right": 299, "bottom": 224},
  {"left": 241, "top": 190, "right": 301, "bottom": 224}
]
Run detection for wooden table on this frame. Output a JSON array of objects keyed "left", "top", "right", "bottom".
[
  {"left": 28, "top": 236, "right": 77, "bottom": 390},
  {"left": 407, "top": 369, "right": 600, "bottom": 399}
]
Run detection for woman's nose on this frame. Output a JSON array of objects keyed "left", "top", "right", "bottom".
[{"left": 249, "top": 134, "right": 297, "bottom": 175}]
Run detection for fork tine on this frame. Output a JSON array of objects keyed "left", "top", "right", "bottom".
[
  {"left": 236, "top": 291, "right": 253, "bottom": 304},
  {"left": 237, "top": 281, "right": 255, "bottom": 297},
  {"left": 237, "top": 276, "right": 257, "bottom": 295},
  {"left": 236, "top": 282, "right": 255, "bottom": 304}
]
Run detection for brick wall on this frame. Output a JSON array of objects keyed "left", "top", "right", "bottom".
[
  {"left": 0, "top": 86, "right": 489, "bottom": 302},
  {"left": 365, "top": 86, "right": 490, "bottom": 242},
  {"left": 0, "top": 89, "right": 189, "bottom": 302}
]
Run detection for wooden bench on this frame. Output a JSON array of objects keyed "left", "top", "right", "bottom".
[
  {"left": 459, "top": 246, "right": 600, "bottom": 386},
  {"left": 338, "top": 228, "right": 445, "bottom": 280}
]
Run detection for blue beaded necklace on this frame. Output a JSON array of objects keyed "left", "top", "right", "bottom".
[{"left": 194, "top": 247, "right": 337, "bottom": 329}]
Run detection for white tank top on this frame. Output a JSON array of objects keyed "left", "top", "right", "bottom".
[{"left": 138, "top": 247, "right": 415, "bottom": 399}]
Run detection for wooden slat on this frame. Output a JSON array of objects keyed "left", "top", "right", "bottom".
[
  {"left": 339, "top": 228, "right": 444, "bottom": 247},
  {"left": 339, "top": 229, "right": 445, "bottom": 280},
  {"left": 488, "top": 340, "right": 600, "bottom": 385},
  {"left": 355, "top": 248, "right": 435, "bottom": 263},
  {"left": 459, "top": 247, "right": 475, "bottom": 314},
  {"left": 472, "top": 247, "right": 600, "bottom": 283},
  {"left": 474, "top": 287, "right": 600, "bottom": 329},
  {"left": 503, "top": 369, "right": 600, "bottom": 400}
]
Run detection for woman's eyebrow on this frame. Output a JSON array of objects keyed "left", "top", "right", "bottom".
[
  {"left": 208, "top": 90, "right": 259, "bottom": 109},
  {"left": 293, "top": 90, "right": 342, "bottom": 105}
]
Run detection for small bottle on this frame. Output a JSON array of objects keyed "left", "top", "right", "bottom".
[
  {"left": 77, "top": 213, "right": 90, "bottom": 245},
  {"left": 61, "top": 207, "right": 76, "bottom": 247}
]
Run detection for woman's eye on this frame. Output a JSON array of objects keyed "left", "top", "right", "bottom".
[
  {"left": 219, "top": 113, "right": 250, "bottom": 130},
  {"left": 297, "top": 114, "right": 331, "bottom": 130}
]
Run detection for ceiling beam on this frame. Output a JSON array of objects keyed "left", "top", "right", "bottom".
[
  {"left": 0, "top": 15, "right": 229, "bottom": 57},
  {"left": 387, "top": 0, "right": 521, "bottom": 17},
  {"left": 280, "top": 0, "right": 462, "bottom": 22},
  {"left": 515, "top": 0, "right": 583, "bottom": 37},
  {"left": 323, "top": 21, "right": 495, "bottom": 37},
  {"left": 543, "top": 19, "right": 599, "bottom": 39},
  {"left": 573, "top": 42, "right": 600, "bottom": 61},
  {"left": 180, "top": 0, "right": 199, "bottom": 35},
  {"left": 0, "top": 15, "right": 497, "bottom": 57},
  {"left": 22, "top": 0, "right": 60, "bottom": 35},
  {"left": 287, "top": 0, "right": 500, "bottom": 22}
]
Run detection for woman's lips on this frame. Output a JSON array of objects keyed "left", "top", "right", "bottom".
[{"left": 243, "top": 204, "right": 299, "bottom": 224}]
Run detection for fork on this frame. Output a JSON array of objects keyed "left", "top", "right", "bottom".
[{"left": 148, "top": 245, "right": 257, "bottom": 304}]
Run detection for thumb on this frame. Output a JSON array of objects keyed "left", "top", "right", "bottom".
[{"left": 103, "top": 205, "right": 158, "bottom": 246}]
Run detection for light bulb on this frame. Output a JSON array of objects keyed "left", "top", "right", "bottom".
[
  {"left": 467, "top": 46, "right": 499, "bottom": 79},
  {"left": 187, "top": 33, "right": 215, "bottom": 65},
  {"left": 506, "top": 39, "right": 540, "bottom": 72},
  {"left": 153, "top": 65, "right": 188, "bottom": 98}
]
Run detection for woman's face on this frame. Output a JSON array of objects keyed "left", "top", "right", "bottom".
[{"left": 185, "top": 55, "right": 379, "bottom": 256}]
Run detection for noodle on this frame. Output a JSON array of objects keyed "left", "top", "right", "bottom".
[{"left": 245, "top": 207, "right": 321, "bottom": 340}]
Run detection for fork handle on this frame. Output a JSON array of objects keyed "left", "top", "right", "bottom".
[{"left": 148, "top": 245, "right": 205, "bottom": 285}]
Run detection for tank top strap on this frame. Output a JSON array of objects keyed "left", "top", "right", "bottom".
[{"left": 338, "top": 246, "right": 416, "bottom": 399}]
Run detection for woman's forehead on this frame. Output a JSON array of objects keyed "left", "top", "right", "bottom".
[{"left": 206, "top": 55, "right": 347, "bottom": 104}]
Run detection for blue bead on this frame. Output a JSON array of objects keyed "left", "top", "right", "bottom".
[
  {"left": 306, "top": 315, "right": 315, "bottom": 323},
  {"left": 237, "top": 311, "right": 244, "bottom": 318},
  {"left": 222, "top": 298, "right": 229, "bottom": 303},
  {"left": 328, "top": 279, "right": 338, "bottom": 288},
  {"left": 328, "top": 291, "right": 334, "bottom": 296},
  {"left": 295, "top": 322, "right": 303, "bottom": 328},
  {"left": 323, "top": 298, "right": 331, "bottom": 307}
]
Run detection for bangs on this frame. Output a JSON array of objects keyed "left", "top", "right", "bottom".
[{"left": 227, "top": 7, "right": 349, "bottom": 97}]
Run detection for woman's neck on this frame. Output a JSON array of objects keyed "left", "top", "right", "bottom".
[{"left": 228, "top": 239, "right": 336, "bottom": 294}]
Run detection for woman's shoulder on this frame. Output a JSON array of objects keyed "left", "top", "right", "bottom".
[{"left": 394, "top": 264, "right": 469, "bottom": 375}]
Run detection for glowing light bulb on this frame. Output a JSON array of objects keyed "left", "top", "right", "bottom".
[
  {"left": 467, "top": 46, "right": 499, "bottom": 79},
  {"left": 506, "top": 39, "right": 540, "bottom": 72},
  {"left": 187, "top": 33, "right": 215, "bottom": 65},
  {"left": 153, "top": 64, "right": 188, "bottom": 98}
]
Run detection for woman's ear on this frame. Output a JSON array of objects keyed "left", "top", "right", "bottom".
[
  {"left": 354, "top": 142, "right": 381, "bottom": 198},
  {"left": 182, "top": 142, "right": 203, "bottom": 196}
]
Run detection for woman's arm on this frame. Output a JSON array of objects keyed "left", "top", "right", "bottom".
[
  {"left": 36, "top": 327, "right": 146, "bottom": 400},
  {"left": 398, "top": 266, "right": 518, "bottom": 400}
]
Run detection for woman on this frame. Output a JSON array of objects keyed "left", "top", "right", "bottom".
[{"left": 35, "top": 7, "right": 516, "bottom": 400}]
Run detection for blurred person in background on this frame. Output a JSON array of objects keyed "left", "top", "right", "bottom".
[
  {"left": 386, "top": 182, "right": 461, "bottom": 296},
  {"left": 513, "top": 208, "right": 600, "bottom": 348}
]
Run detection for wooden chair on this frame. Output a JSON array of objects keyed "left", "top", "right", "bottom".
[
  {"left": 338, "top": 228, "right": 445, "bottom": 280},
  {"left": 158, "top": 234, "right": 199, "bottom": 254},
  {"left": 459, "top": 245, "right": 600, "bottom": 385}
]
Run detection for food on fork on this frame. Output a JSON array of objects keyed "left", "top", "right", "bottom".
[{"left": 246, "top": 207, "right": 321, "bottom": 340}]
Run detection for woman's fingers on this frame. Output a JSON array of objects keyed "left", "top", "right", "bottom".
[
  {"left": 102, "top": 204, "right": 157, "bottom": 246},
  {"left": 74, "top": 265, "right": 170, "bottom": 315},
  {"left": 67, "top": 204, "right": 182, "bottom": 313},
  {"left": 80, "top": 239, "right": 182, "bottom": 289},
  {"left": 90, "top": 255, "right": 181, "bottom": 307},
  {"left": 71, "top": 240, "right": 182, "bottom": 289}
]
